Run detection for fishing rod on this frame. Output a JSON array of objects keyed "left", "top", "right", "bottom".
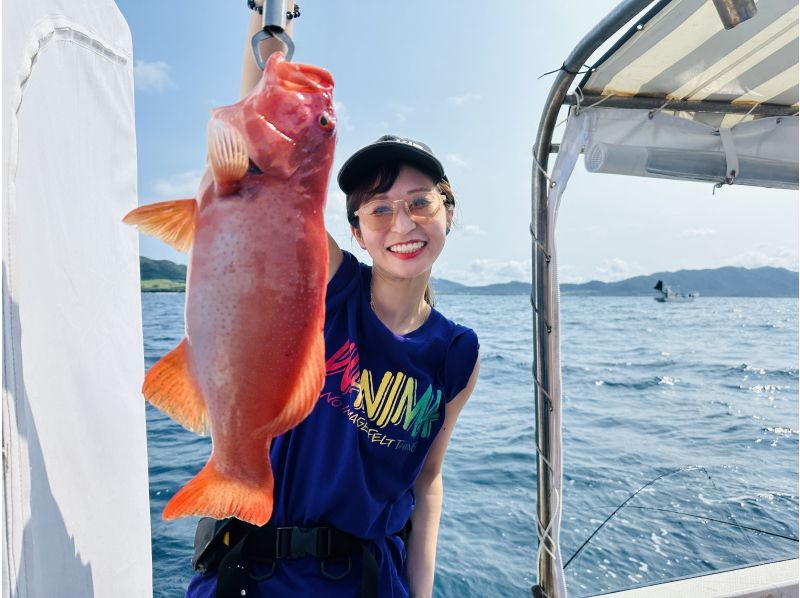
[
  {"left": 564, "top": 465, "right": 798, "bottom": 569},
  {"left": 563, "top": 465, "right": 696, "bottom": 569}
]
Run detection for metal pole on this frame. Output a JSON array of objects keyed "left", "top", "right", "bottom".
[
  {"left": 530, "top": 1, "right": 657, "bottom": 596},
  {"left": 563, "top": 94, "right": 796, "bottom": 116}
]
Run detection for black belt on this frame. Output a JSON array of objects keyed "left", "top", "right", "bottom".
[{"left": 193, "top": 518, "right": 411, "bottom": 598}]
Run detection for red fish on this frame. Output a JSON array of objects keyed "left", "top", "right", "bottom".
[{"left": 124, "top": 53, "right": 336, "bottom": 525}]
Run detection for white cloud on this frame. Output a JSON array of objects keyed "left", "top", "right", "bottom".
[
  {"left": 728, "top": 247, "right": 799, "bottom": 270},
  {"left": 445, "top": 153, "right": 466, "bottom": 168},
  {"left": 333, "top": 100, "right": 353, "bottom": 132},
  {"left": 592, "top": 258, "right": 644, "bottom": 282},
  {"left": 457, "top": 224, "right": 485, "bottom": 236},
  {"left": 152, "top": 170, "right": 203, "bottom": 198},
  {"left": 388, "top": 102, "right": 413, "bottom": 124},
  {"left": 439, "top": 258, "right": 532, "bottom": 285},
  {"left": 680, "top": 228, "right": 715, "bottom": 238},
  {"left": 133, "top": 59, "right": 175, "bottom": 93},
  {"left": 448, "top": 92, "right": 481, "bottom": 106}
]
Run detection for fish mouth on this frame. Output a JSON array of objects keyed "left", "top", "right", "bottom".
[{"left": 277, "top": 60, "right": 334, "bottom": 93}]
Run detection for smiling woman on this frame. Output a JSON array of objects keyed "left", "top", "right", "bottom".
[{"left": 181, "top": 4, "right": 480, "bottom": 598}]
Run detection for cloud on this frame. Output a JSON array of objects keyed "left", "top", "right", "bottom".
[
  {"left": 458, "top": 224, "right": 485, "bottom": 237},
  {"left": 133, "top": 59, "right": 175, "bottom": 93},
  {"left": 440, "top": 258, "right": 532, "bottom": 286},
  {"left": 448, "top": 92, "right": 481, "bottom": 106},
  {"left": 333, "top": 100, "right": 353, "bottom": 132},
  {"left": 680, "top": 228, "right": 715, "bottom": 238},
  {"left": 387, "top": 103, "right": 413, "bottom": 124},
  {"left": 728, "top": 247, "right": 799, "bottom": 270},
  {"left": 593, "top": 258, "right": 644, "bottom": 282},
  {"left": 152, "top": 170, "right": 203, "bottom": 198},
  {"left": 445, "top": 153, "right": 466, "bottom": 168}
]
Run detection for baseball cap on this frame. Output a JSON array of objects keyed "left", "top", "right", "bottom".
[{"left": 337, "top": 134, "right": 447, "bottom": 194}]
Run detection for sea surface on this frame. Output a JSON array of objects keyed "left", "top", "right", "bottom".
[{"left": 143, "top": 294, "right": 799, "bottom": 597}]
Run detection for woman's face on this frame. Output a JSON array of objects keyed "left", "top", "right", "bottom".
[{"left": 353, "top": 164, "right": 451, "bottom": 281}]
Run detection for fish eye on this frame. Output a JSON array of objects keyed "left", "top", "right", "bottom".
[{"left": 318, "top": 113, "right": 333, "bottom": 130}]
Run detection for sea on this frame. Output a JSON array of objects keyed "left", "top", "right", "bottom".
[{"left": 143, "top": 293, "right": 799, "bottom": 597}]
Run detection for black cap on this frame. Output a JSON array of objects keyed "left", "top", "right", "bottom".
[{"left": 337, "top": 134, "right": 447, "bottom": 194}]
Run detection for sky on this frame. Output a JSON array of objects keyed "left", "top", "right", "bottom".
[{"left": 116, "top": 0, "right": 798, "bottom": 285}]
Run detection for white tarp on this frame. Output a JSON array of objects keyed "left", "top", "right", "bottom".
[
  {"left": 2, "top": 1, "right": 152, "bottom": 596},
  {"left": 578, "top": 107, "right": 798, "bottom": 190}
]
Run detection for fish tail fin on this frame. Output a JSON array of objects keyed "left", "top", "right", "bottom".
[
  {"left": 163, "top": 456, "right": 274, "bottom": 526},
  {"left": 122, "top": 198, "right": 197, "bottom": 252},
  {"left": 143, "top": 338, "right": 209, "bottom": 435}
]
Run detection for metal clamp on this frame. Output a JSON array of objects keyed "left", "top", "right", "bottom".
[{"left": 251, "top": 0, "right": 296, "bottom": 68}]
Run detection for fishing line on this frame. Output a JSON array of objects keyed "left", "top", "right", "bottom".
[
  {"left": 614, "top": 506, "right": 799, "bottom": 543},
  {"left": 563, "top": 465, "right": 701, "bottom": 569}
]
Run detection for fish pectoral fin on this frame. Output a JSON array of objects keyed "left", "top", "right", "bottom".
[
  {"left": 142, "top": 338, "right": 209, "bottom": 435},
  {"left": 123, "top": 199, "right": 197, "bottom": 252},
  {"left": 208, "top": 119, "right": 249, "bottom": 187}
]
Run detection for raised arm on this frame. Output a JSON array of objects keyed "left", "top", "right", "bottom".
[{"left": 241, "top": 2, "right": 343, "bottom": 281}]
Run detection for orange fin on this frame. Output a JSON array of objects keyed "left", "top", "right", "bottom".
[
  {"left": 163, "top": 456, "right": 274, "bottom": 526},
  {"left": 208, "top": 119, "right": 249, "bottom": 187},
  {"left": 143, "top": 338, "right": 209, "bottom": 435},
  {"left": 123, "top": 199, "right": 197, "bottom": 252}
]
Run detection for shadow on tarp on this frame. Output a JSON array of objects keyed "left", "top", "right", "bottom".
[{"left": 3, "top": 265, "right": 94, "bottom": 596}]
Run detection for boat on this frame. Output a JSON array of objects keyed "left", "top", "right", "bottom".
[
  {"left": 653, "top": 280, "right": 699, "bottom": 302},
  {"left": 529, "top": 0, "right": 798, "bottom": 596}
]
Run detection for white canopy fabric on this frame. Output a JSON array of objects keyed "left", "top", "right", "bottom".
[
  {"left": 581, "top": 107, "right": 798, "bottom": 189},
  {"left": 2, "top": 1, "right": 152, "bottom": 596},
  {"left": 581, "top": 0, "right": 799, "bottom": 109}
]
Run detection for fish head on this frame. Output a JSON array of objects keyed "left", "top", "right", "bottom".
[{"left": 230, "top": 52, "right": 336, "bottom": 194}]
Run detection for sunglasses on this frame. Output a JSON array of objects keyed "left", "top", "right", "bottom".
[{"left": 353, "top": 191, "right": 446, "bottom": 232}]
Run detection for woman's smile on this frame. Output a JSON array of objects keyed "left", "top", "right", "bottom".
[{"left": 386, "top": 240, "right": 428, "bottom": 259}]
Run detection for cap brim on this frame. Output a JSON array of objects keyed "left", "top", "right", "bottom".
[{"left": 337, "top": 142, "right": 445, "bottom": 194}]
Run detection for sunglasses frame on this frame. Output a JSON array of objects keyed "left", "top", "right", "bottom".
[{"left": 353, "top": 192, "right": 447, "bottom": 231}]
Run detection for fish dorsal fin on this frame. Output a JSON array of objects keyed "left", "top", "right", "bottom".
[
  {"left": 123, "top": 199, "right": 197, "bottom": 252},
  {"left": 208, "top": 119, "right": 248, "bottom": 186},
  {"left": 143, "top": 338, "right": 209, "bottom": 435}
]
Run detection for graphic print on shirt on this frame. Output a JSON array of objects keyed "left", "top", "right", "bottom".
[{"left": 322, "top": 339, "right": 442, "bottom": 453}]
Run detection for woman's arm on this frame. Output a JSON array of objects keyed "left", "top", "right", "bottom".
[
  {"left": 406, "top": 358, "right": 480, "bottom": 598},
  {"left": 241, "top": 3, "right": 344, "bottom": 282}
]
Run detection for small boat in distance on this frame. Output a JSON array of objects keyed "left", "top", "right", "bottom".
[{"left": 653, "top": 280, "right": 699, "bottom": 302}]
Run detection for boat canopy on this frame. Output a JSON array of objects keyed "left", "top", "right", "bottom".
[
  {"left": 529, "top": 1, "right": 798, "bottom": 597},
  {"left": 579, "top": 0, "right": 798, "bottom": 120}
]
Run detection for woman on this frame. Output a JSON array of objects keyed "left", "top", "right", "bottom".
[{"left": 186, "top": 5, "right": 479, "bottom": 597}]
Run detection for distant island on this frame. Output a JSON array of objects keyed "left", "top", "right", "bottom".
[{"left": 140, "top": 257, "right": 798, "bottom": 298}]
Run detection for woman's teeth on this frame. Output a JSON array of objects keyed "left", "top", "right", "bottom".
[{"left": 388, "top": 241, "right": 426, "bottom": 254}]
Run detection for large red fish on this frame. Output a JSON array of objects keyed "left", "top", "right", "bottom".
[{"left": 124, "top": 53, "right": 336, "bottom": 525}]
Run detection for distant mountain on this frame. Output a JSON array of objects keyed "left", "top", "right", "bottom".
[
  {"left": 140, "top": 256, "right": 187, "bottom": 282},
  {"left": 140, "top": 258, "right": 798, "bottom": 298},
  {"left": 433, "top": 267, "right": 798, "bottom": 298},
  {"left": 560, "top": 266, "right": 798, "bottom": 298}
]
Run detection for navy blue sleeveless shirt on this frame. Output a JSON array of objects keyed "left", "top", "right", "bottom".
[{"left": 187, "top": 250, "right": 479, "bottom": 597}]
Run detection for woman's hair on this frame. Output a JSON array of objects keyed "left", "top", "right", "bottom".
[{"left": 345, "top": 160, "right": 455, "bottom": 307}]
